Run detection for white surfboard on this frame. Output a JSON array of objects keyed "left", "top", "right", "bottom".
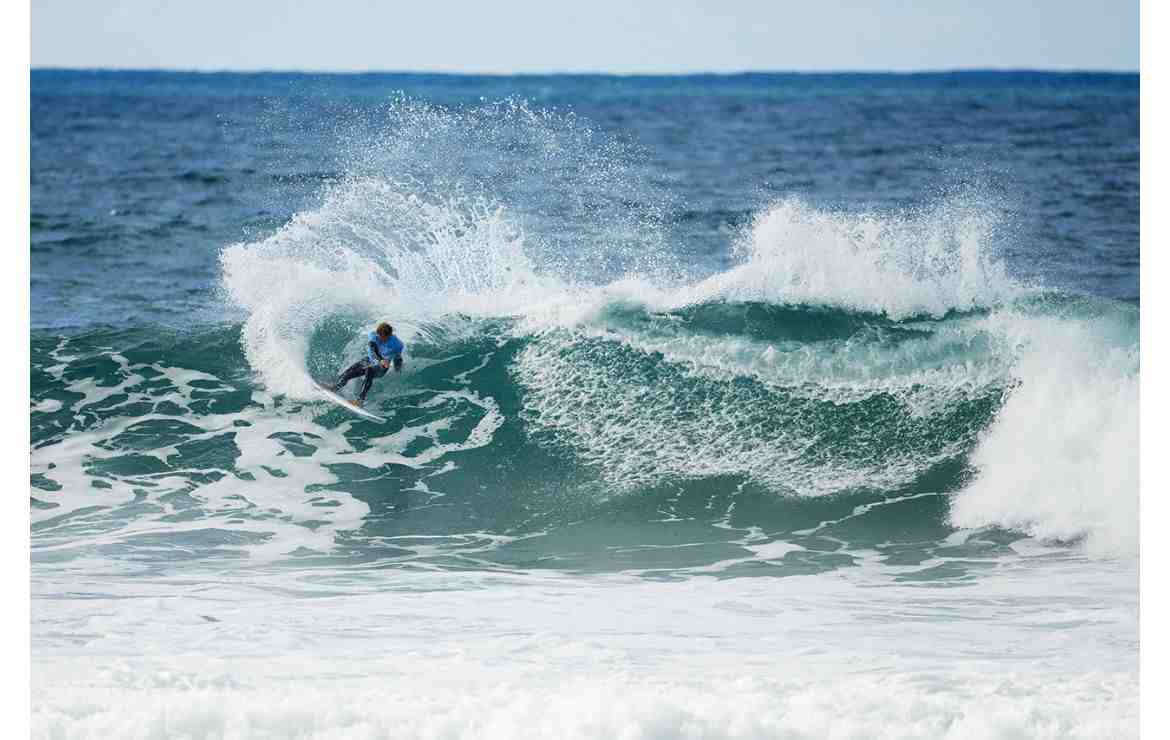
[{"left": 312, "top": 381, "right": 387, "bottom": 423}]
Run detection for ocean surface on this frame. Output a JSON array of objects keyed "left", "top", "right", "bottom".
[{"left": 31, "top": 70, "right": 1139, "bottom": 738}]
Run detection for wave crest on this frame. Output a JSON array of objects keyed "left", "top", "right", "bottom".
[{"left": 688, "top": 198, "right": 1020, "bottom": 319}]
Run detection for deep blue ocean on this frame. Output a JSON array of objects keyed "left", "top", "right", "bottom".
[{"left": 31, "top": 70, "right": 1139, "bottom": 739}]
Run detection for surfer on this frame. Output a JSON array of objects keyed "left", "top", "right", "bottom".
[{"left": 333, "top": 322, "right": 405, "bottom": 406}]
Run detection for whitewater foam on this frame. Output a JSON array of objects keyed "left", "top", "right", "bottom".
[
  {"left": 949, "top": 306, "right": 1139, "bottom": 557},
  {"left": 33, "top": 660, "right": 1137, "bottom": 740},
  {"left": 32, "top": 561, "right": 1138, "bottom": 740}
]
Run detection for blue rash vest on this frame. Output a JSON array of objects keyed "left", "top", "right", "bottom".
[{"left": 366, "top": 331, "right": 405, "bottom": 365}]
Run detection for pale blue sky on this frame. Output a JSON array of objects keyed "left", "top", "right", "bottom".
[{"left": 32, "top": 0, "right": 1138, "bottom": 73}]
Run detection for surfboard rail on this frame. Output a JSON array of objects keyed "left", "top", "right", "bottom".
[{"left": 312, "top": 381, "right": 387, "bottom": 422}]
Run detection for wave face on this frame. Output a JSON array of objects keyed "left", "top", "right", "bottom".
[
  {"left": 31, "top": 101, "right": 1137, "bottom": 571},
  {"left": 32, "top": 78, "right": 1139, "bottom": 739}
]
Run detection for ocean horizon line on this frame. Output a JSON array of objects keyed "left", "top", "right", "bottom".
[{"left": 30, "top": 65, "right": 1139, "bottom": 78}]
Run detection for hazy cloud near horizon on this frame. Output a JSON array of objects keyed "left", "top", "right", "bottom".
[{"left": 32, "top": 0, "right": 1138, "bottom": 73}]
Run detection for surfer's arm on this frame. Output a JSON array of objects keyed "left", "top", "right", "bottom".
[{"left": 367, "top": 340, "right": 387, "bottom": 367}]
